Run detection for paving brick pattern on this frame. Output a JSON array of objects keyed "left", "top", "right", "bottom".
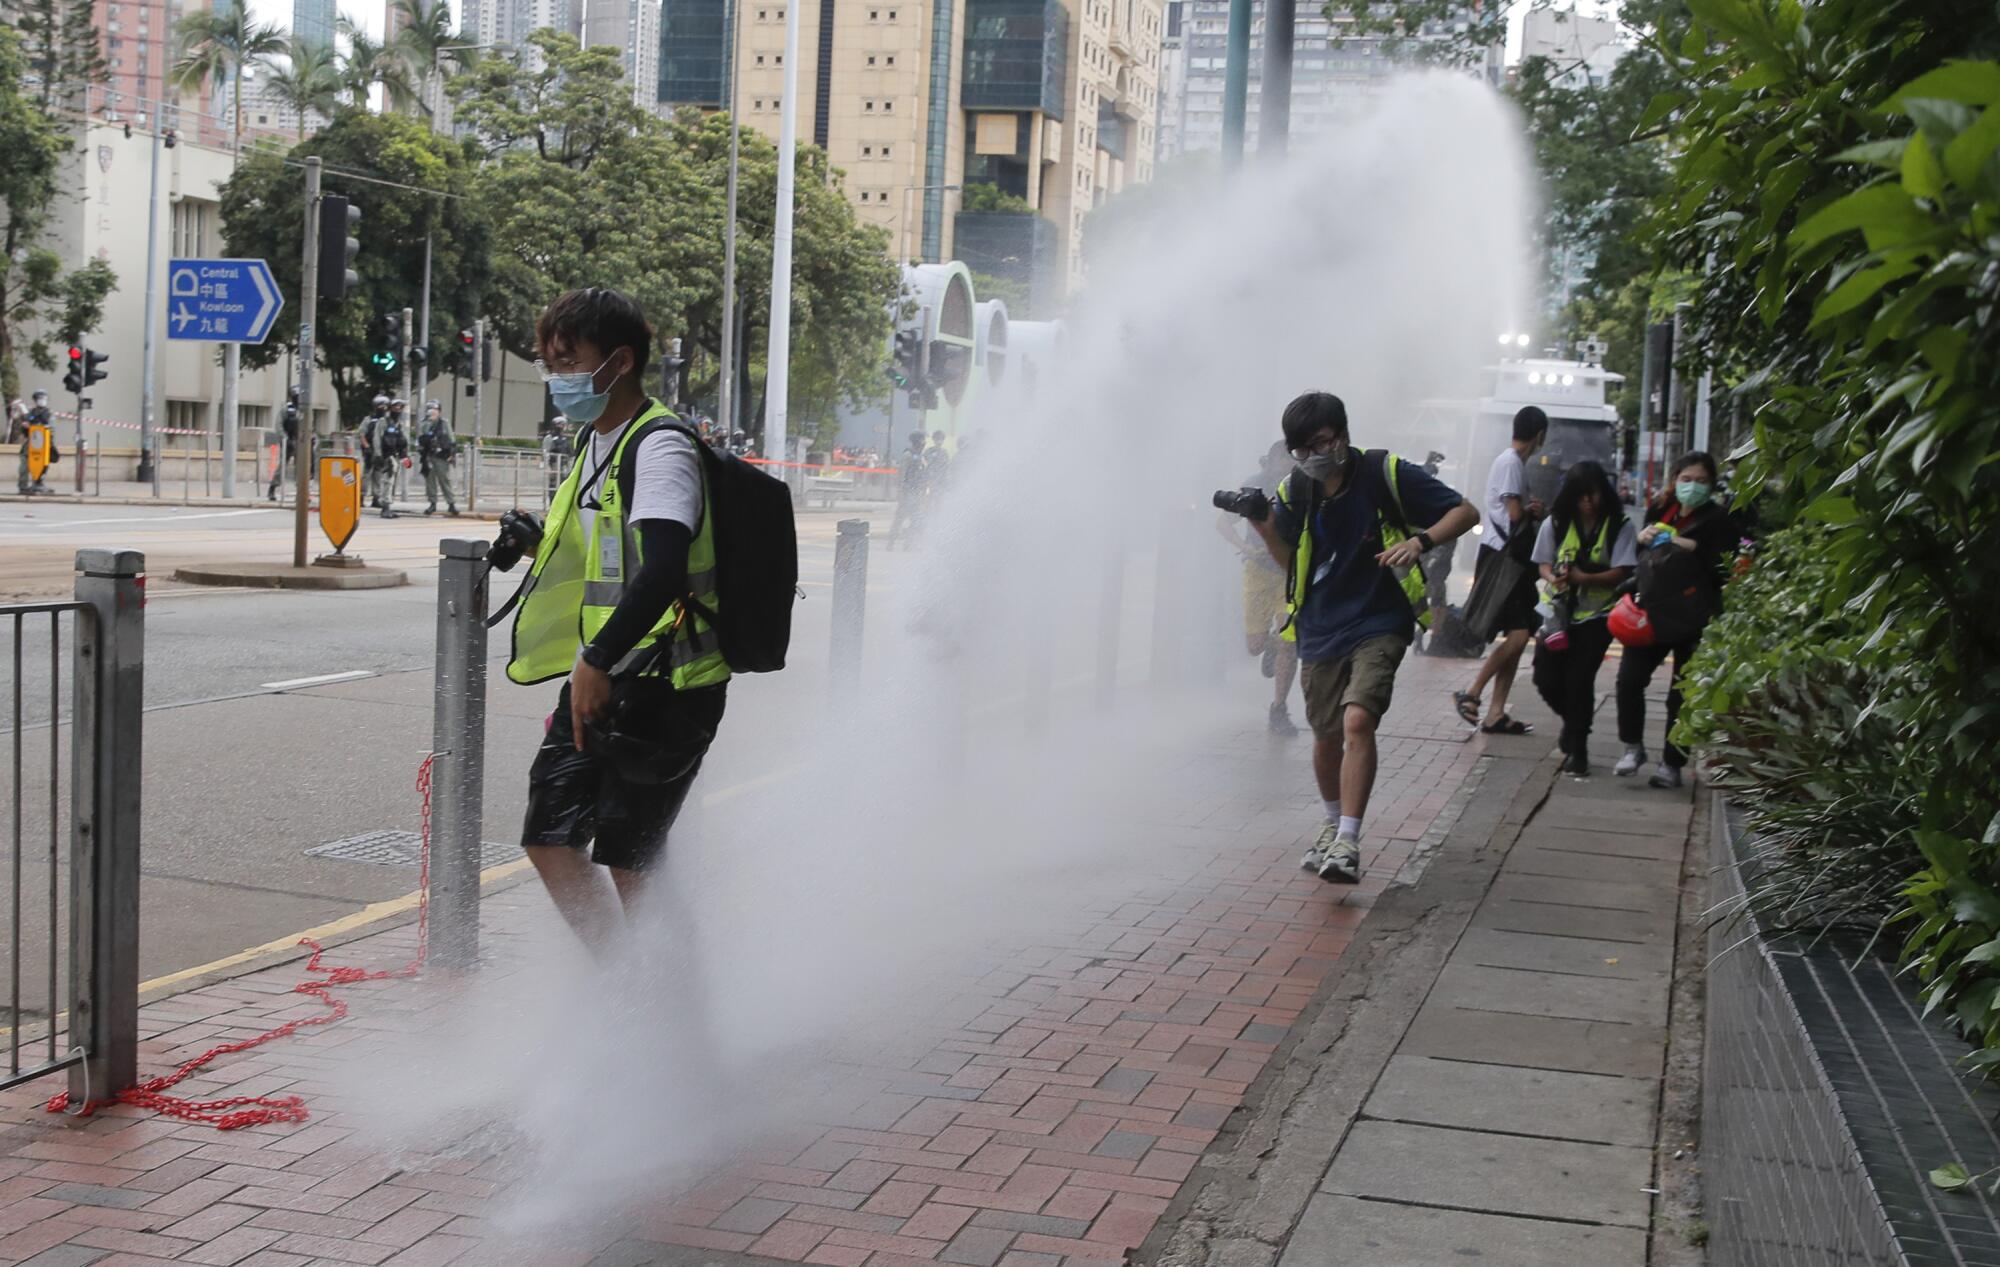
[{"left": 0, "top": 657, "right": 1499, "bottom": 1267}]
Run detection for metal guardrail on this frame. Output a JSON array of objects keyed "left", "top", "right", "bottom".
[{"left": 1, "top": 550, "right": 143, "bottom": 1100}]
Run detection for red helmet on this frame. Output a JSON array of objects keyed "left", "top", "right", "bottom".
[{"left": 1609, "top": 594, "right": 1655, "bottom": 648}]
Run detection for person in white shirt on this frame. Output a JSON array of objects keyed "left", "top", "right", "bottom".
[{"left": 1454, "top": 407, "right": 1548, "bottom": 733}]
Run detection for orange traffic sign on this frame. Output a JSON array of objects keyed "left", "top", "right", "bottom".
[
  {"left": 318, "top": 454, "right": 361, "bottom": 552},
  {"left": 25, "top": 424, "right": 51, "bottom": 483}
]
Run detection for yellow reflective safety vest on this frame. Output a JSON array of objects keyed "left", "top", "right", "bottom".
[
  {"left": 505, "top": 401, "right": 730, "bottom": 690},
  {"left": 1275, "top": 451, "right": 1431, "bottom": 644},
  {"left": 1551, "top": 514, "right": 1623, "bottom": 621}
]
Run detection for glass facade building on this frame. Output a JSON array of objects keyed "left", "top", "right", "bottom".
[
  {"left": 658, "top": 0, "right": 730, "bottom": 109},
  {"left": 962, "top": 0, "right": 1069, "bottom": 118}
]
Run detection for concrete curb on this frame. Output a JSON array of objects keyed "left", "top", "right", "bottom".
[
  {"left": 173, "top": 561, "right": 410, "bottom": 589},
  {"left": 1136, "top": 748, "right": 1558, "bottom": 1267}
]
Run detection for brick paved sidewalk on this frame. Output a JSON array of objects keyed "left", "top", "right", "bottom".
[{"left": 0, "top": 653, "right": 1515, "bottom": 1267}]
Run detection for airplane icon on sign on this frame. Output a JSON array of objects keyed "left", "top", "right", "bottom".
[{"left": 172, "top": 302, "right": 196, "bottom": 334}]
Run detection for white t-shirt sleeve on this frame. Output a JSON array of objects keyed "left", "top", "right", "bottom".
[
  {"left": 1482, "top": 450, "right": 1526, "bottom": 550},
  {"left": 1530, "top": 517, "right": 1557, "bottom": 567},
  {"left": 1609, "top": 520, "right": 1640, "bottom": 569},
  {"left": 626, "top": 429, "right": 703, "bottom": 530}
]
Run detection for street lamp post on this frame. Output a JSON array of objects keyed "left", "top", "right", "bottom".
[{"left": 900, "top": 183, "right": 960, "bottom": 267}]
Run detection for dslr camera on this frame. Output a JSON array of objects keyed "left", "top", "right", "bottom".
[
  {"left": 487, "top": 509, "right": 544, "bottom": 572},
  {"left": 1213, "top": 488, "right": 1271, "bottom": 522}
]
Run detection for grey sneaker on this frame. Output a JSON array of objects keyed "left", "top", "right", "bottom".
[
  {"left": 1614, "top": 745, "right": 1646, "bottom": 777},
  {"left": 1302, "top": 823, "right": 1338, "bottom": 873},
  {"left": 1318, "top": 833, "right": 1362, "bottom": 884},
  {"left": 1649, "top": 762, "right": 1684, "bottom": 789}
]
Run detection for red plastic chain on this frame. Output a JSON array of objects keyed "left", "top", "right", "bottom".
[{"left": 46, "top": 754, "right": 436, "bottom": 1129}]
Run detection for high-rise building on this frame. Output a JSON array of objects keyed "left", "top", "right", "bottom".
[
  {"left": 718, "top": 0, "right": 1160, "bottom": 303},
  {"left": 1161, "top": 1, "right": 1499, "bottom": 159},
  {"left": 1155, "top": 0, "right": 1187, "bottom": 159},
  {"left": 459, "top": 0, "right": 583, "bottom": 69},
  {"left": 1519, "top": 5, "right": 1620, "bottom": 88},
  {"left": 93, "top": 0, "right": 218, "bottom": 143},
  {"left": 658, "top": 0, "right": 732, "bottom": 109},
  {"left": 294, "top": 0, "right": 338, "bottom": 49},
  {"left": 584, "top": 0, "right": 662, "bottom": 108}
]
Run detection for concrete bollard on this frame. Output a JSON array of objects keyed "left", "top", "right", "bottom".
[
  {"left": 429, "top": 540, "right": 489, "bottom": 968},
  {"left": 831, "top": 519, "right": 869, "bottom": 700}
]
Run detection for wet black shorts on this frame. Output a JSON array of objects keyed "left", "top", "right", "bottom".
[{"left": 521, "top": 678, "right": 727, "bottom": 872}]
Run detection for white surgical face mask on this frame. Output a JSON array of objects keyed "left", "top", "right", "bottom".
[{"left": 546, "top": 357, "right": 614, "bottom": 424}]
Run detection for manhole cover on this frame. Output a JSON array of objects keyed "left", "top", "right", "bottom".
[{"left": 307, "top": 830, "right": 517, "bottom": 870}]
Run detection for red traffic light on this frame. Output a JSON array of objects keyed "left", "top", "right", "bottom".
[
  {"left": 67, "top": 346, "right": 82, "bottom": 361},
  {"left": 459, "top": 329, "right": 475, "bottom": 347}
]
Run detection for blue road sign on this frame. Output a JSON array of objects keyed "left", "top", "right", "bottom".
[{"left": 166, "top": 258, "right": 283, "bottom": 344}]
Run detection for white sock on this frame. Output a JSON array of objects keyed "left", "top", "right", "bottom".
[
  {"left": 1323, "top": 800, "right": 1342, "bottom": 825},
  {"left": 1338, "top": 815, "right": 1362, "bottom": 841}
]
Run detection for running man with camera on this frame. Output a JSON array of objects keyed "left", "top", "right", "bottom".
[
  {"left": 491, "top": 288, "right": 732, "bottom": 951},
  {"left": 1228, "top": 392, "right": 1478, "bottom": 884}
]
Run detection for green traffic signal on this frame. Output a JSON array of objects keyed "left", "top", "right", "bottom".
[{"left": 370, "top": 350, "right": 400, "bottom": 374}]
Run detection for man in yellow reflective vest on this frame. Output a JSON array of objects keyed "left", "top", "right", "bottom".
[
  {"left": 504, "top": 288, "right": 728, "bottom": 951},
  {"left": 1248, "top": 391, "right": 1479, "bottom": 885}
]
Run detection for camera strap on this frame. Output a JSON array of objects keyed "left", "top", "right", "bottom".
[{"left": 484, "top": 562, "right": 536, "bottom": 628}]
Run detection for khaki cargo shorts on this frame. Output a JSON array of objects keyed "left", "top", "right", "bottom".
[{"left": 1299, "top": 635, "right": 1409, "bottom": 741}]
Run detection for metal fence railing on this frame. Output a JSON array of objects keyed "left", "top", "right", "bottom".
[{"left": 1, "top": 550, "right": 143, "bottom": 1100}]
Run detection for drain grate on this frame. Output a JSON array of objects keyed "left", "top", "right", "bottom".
[{"left": 307, "top": 830, "right": 518, "bottom": 870}]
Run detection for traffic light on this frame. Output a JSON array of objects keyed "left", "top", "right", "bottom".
[
  {"left": 890, "top": 327, "right": 921, "bottom": 389},
  {"left": 316, "top": 195, "right": 362, "bottom": 301},
  {"left": 62, "top": 346, "right": 83, "bottom": 394},
  {"left": 458, "top": 328, "right": 476, "bottom": 375},
  {"left": 369, "top": 312, "right": 403, "bottom": 375},
  {"left": 481, "top": 331, "right": 494, "bottom": 381},
  {"left": 408, "top": 344, "right": 428, "bottom": 371},
  {"left": 84, "top": 349, "right": 109, "bottom": 387}
]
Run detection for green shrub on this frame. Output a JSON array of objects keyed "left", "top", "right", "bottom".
[{"left": 1656, "top": 0, "right": 2000, "bottom": 1058}]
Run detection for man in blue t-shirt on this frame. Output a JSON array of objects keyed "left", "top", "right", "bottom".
[{"left": 1249, "top": 391, "right": 1478, "bottom": 884}]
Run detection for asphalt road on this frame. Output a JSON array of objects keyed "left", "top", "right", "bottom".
[{"left": 0, "top": 500, "right": 902, "bottom": 1004}]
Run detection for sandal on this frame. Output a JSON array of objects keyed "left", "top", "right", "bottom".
[
  {"left": 1480, "top": 716, "right": 1534, "bottom": 736},
  {"left": 1452, "top": 691, "right": 1481, "bottom": 725}
]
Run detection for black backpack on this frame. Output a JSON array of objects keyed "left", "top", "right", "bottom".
[
  {"left": 1636, "top": 507, "right": 1723, "bottom": 644},
  {"left": 630, "top": 419, "right": 796, "bottom": 674}
]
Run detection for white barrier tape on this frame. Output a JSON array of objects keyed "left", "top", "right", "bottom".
[{"left": 51, "top": 409, "right": 212, "bottom": 437}]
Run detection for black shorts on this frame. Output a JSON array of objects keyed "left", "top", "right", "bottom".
[
  {"left": 1476, "top": 545, "right": 1542, "bottom": 634},
  {"left": 522, "top": 678, "right": 727, "bottom": 872}
]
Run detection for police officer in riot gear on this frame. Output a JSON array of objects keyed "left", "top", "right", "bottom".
[
  {"left": 417, "top": 399, "right": 459, "bottom": 516},
  {"left": 359, "top": 394, "right": 392, "bottom": 510},
  {"left": 268, "top": 387, "right": 300, "bottom": 502}
]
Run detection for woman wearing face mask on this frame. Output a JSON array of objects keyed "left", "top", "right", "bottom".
[
  {"left": 1613, "top": 451, "right": 1733, "bottom": 788},
  {"left": 1531, "top": 461, "right": 1637, "bottom": 778}
]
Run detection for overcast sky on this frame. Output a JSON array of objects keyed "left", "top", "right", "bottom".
[{"left": 246, "top": 0, "right": 1624, "bottom": 63}]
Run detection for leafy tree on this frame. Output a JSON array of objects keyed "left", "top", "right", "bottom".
[
  {"left": 451, "top": 29, "right": 646, "bottom": 168},
  {"left": 2, "top": 0, "right": 107, "bottom": 108},
  {"left": 388, "top": 0, "right": 463, "bottom": 125},
  {"left": 0, "top": 23, "right": 115, "bottom": 401},
  {"left": 169, "top": 0, "right": 285, "bottom": 157},
  {"left": 338, "top": 19, "right": 415, "bottom": 113},
  {"left": 1652, "top": 0, "right": 2000, "bottom": 1059},
  {"left": 961, "top": 182, "right": 1033, "bottom": 214},
  {"left": 969, "top": 270, "right": 1030, "bottom": 313},
  {"left": 261, "top": 37, "right": 343, "bottom": 141},
  {"left": 450, "top": 35, "right": 899, "bottom": 446},
  {"left": 215, "top": 109, "right": 489, "bottom": 422}
]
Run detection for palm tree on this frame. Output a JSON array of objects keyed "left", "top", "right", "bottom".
[
  {"left": 168, "top": 0, "right": 287, "bottom": 158},
  {"left": 261, "top": 37, "right": 342, "bottom": 141},
  {"left": 337, "top": 17, "right": 416, "bottom": 113},
  {"left": 388, "top": 0, "right": 460, "bottom": 125}
]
